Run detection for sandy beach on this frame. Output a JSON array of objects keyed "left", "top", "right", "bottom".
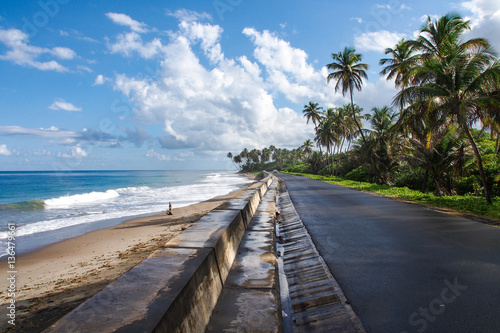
[{"left": 0, "top": 181, "right": 253, "bottom": 332}]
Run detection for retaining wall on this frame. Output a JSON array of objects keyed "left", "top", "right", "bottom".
[{"left": 46, "top": 175, "right": 274, "bottom": 333}]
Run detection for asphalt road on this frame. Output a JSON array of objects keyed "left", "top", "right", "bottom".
[{"left": 279, "top": 173, "right": 500, "bottom": 333}]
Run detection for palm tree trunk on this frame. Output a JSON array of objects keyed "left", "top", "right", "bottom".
[
  {"left": 332, "top": 147, "right": 335, "bottom": 176},
  {"left": 422, "top": 169, "right": 429, "bottom": 193},
  {"left": 495, "top": 132, "right": 499, "bottom": 155},
  {"left": 350, "top": 87, "right": 367, "bottom": 145},
  {"left": 464, "top": 126, "right": 492, "bottom": 204}
]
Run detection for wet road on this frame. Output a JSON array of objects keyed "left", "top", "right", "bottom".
[{"left": 279, "top": 173, "right": 500, "bottom": 333}]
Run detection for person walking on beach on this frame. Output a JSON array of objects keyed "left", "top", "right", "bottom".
[{"left": 166, "top": 202, "right": 173, "bottom": 215}]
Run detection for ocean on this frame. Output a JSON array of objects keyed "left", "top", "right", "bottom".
[{"left": 0, "top": 170, "right": 251, "bottom": 257}]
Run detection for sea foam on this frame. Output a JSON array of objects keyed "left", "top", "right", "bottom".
[{"left": 44, "top": 190, "right": 120, "bottom": 208}]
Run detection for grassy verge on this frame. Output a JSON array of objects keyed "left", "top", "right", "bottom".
[{"left": 285, "top": 172, "right": 500, "bottom": 222}]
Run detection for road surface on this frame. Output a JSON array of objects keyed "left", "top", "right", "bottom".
[{"left": 279, "top": 173, "right": 500, "bottom": 333}]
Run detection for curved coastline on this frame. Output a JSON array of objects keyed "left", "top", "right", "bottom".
[{"left": 0, "top": 174, "right": 256, "bottom": 332}]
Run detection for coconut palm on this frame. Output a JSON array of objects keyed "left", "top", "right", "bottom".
[
  {"left": 395, "top": 14, "right": 500, "bottom": 203},
  {"left": 261, "top": 148, "right": 271, "bottom": 163},
  {"left": 402, "top": 125, "right": 465, "bottom": 195},
  {"left": 380, "top": 38, "right": 418, "bottom": 90},
  {"left": 302, "top": 102, "right": 324, "bottom": 130},
  {"left": 326, "top": 47, "right": 369, "bottom": 144},
  {"left": 301, "top": 139, "right": 314, "bottom": 158},
  {"left": 227, "top": 152, "right": 240, "bottom": 171},
  {"left": 233, "top": 155, "right": 242, "bottom": 170},
  {"left": 366, "top": 107, "right": 399, "bottom": 184},
  {"left": 411, "top": 13, "right": 490, "bottom": 61}
]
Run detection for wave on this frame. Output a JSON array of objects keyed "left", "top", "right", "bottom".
[
  {"left": 0, "top": 199, "right": 45, "bottom": 212},
  {"left": 44, "top": 190, "right": 120, "bottom": 209},
  {"left": 0, "top": 172, "right": 251, "bottom": 244}
]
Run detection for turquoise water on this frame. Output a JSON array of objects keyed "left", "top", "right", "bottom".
[{"left": 0, "top": 170, "right": 250, "bottom": 256}]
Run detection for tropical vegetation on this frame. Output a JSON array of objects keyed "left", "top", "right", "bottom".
[{"left": 228, "top": 13, "right": 500, "bottom": 206}]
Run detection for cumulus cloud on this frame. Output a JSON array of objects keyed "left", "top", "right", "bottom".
[
  {"left": 107, "top": 31, "right": 163, "bottom": 58},
  {"left": 461, "top": 0, "right": 500, "bottom": 50},
  {"left": 179, "top": 21, "right": 224, "bottom": 63},
  {"left": 106, "top": 12, "right": 149, "bottom": 33},
  {"left": 354, "top": 30, "right": 406, "bottom": 52},
  {"left": 242, "top": 28, "right": 331, "bottom": 104},
  {"left": 0, "top": 144, "right": 12, "bottom": 156},
  {"left": 112, "top": 19, "right": 320, "bottom": 153},
  {"left": 49, "top": 98, "right": 82, "bottom": 111},
  {"left": 51, "top": 47, "right": 76, "bottom": 59},
  {"left": 243, "top": 28, "right": 318, "bottom": 82},
  {"left": 57, "top": 145, "right": 87, "bottom": 159},
  {"left": 120, "top": 125, "right": 152, "bottom": 147},
  {"left": 0, "top": 28, "right": 74, "bottom": 72},
  {"left": 145, "top": 149, "right": 170, "bottom": 161},
  {"left": 94, "top": 74, "right": 110, "bottom": 85}
]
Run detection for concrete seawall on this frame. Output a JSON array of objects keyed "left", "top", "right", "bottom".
[{"left": 46, "top": 174, "right": 274, "bottom": 333}]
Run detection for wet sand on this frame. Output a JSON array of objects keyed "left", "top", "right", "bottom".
[{"left": 0, "top": 181, "right": 253, "bottom": 332}]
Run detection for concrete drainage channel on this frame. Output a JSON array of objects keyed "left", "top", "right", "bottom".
[
  {"left": 45, "top": 173, "right": 365, "bottom": 332},
  {"left": 276, "top": 178, "right": 366, "bottom": 333}
]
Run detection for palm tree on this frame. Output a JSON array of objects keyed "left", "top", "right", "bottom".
[
  {"left": 380, "top": 38, "right": 418, "bottom": 90},
  {"left": 233, "top": 155, "right": 242, "bottom": 170},
  {"left": 395, "top": 14, "right": 500, "bottom": 203},
  {"left": 249, "top": 149, "right": 261, "bottom": 164},
  {"left": 227, "top": 152, "right": 240, "bottom": 171},
  {"left": 301, "top": 139, "right": 314, "bottom": 158},
  {"left": 411, "top": 13, "right": 490, "bottom": 61},
  {"left": 302, "top": 102, "right": 324, "bottom": 130},
  {"left": 402, "top": 125, "right": 464, "bottom": 195},
  {"left": 261, "top": 148, "right": 271, "bottom": 163},
  {"left": 327, "top": 47, "right": 369, "bottom": 145},
  {"left": 315, "top": 116, "right": 339, "bottom": 175},
  {"left": 366, "top": 107, "right": 399, "bottom": 184}
]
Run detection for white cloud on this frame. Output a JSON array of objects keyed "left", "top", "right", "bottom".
[
  {"left": 107, "top": 31, "right": 163, "bottom": 58},
  {"left": 0, "top": 144, "right": 12, "bottom": 156},
  {"left": 179, "top": 20, "right": 224, "bottom": 63},
  {"left": 174, "top": 151, "right": 194, "bottom": 161},
  {"left": 49, "top": 98, "right": 82, "bottom": 111},
  {"left": 106, "top": 12, "right": 149, "bottom": 33},
  {"left": 354, "top": 30, "right": 406, "bottom": 52},
  {"left": 145, "top": 149, "right": 170, "bottom": 161},
  {"left": 77, "top": 65, "right": 93, "bottom": 73},
  {"left": 113, "top": 22, "right": 316, "bottom": 153},
  {"left": 94, "top": 74, "right": 109, "bottom": 85},
  {"left": 57, "top": 145, "right": 87, "bottom": 159},
  {"left": 242, "top": 28, "right": 331, "bottom": 104},
  {"left": 0, "top": 125, "right": 79, "bottom": 143},
  {"left": 461, "top": 0, "right": 500, "bottom": 50},
  {"left": 51, "top": 47, "right": 76, "bottom": 59},
  {"left": 167, "top": 9, "right": 212, "bottom": 22},
  {"left": 0, "top": 28, "right": 73, "bottom": 72},
  {"left": 33, "top": 150, "right": 51, "bottom": 156},
  {"left": 243, "top": 28, "right": 317, "bottom": 82}
]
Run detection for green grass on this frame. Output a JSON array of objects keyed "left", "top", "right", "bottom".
[{"left": 285, "top": 172, "right": 500, "bottom": 221}]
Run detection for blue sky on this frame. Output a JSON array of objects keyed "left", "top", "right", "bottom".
[{"left": 0, "top": 0, "right": 499, "bottom": 171}]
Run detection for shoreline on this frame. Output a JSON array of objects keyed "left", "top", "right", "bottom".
[{"left": 0, "top": 175, "right": 255, "bottom": 332}]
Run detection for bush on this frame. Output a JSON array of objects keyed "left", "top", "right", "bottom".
[
  {"left": 454, "top": 175, "right": 482, "bottom": 195},
  {"left": 345, "top": 166, "right": 373, "bottom": 183},
  {"left": 286, "top": 163, "right": 309, "bottom": 173},
  {"left": 393, "top": 168, "right": 427, "bottom": 191}
]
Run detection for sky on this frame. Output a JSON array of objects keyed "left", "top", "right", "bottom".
[{"left": 0, "top": 0, "right": 499, "bottom": 171}]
